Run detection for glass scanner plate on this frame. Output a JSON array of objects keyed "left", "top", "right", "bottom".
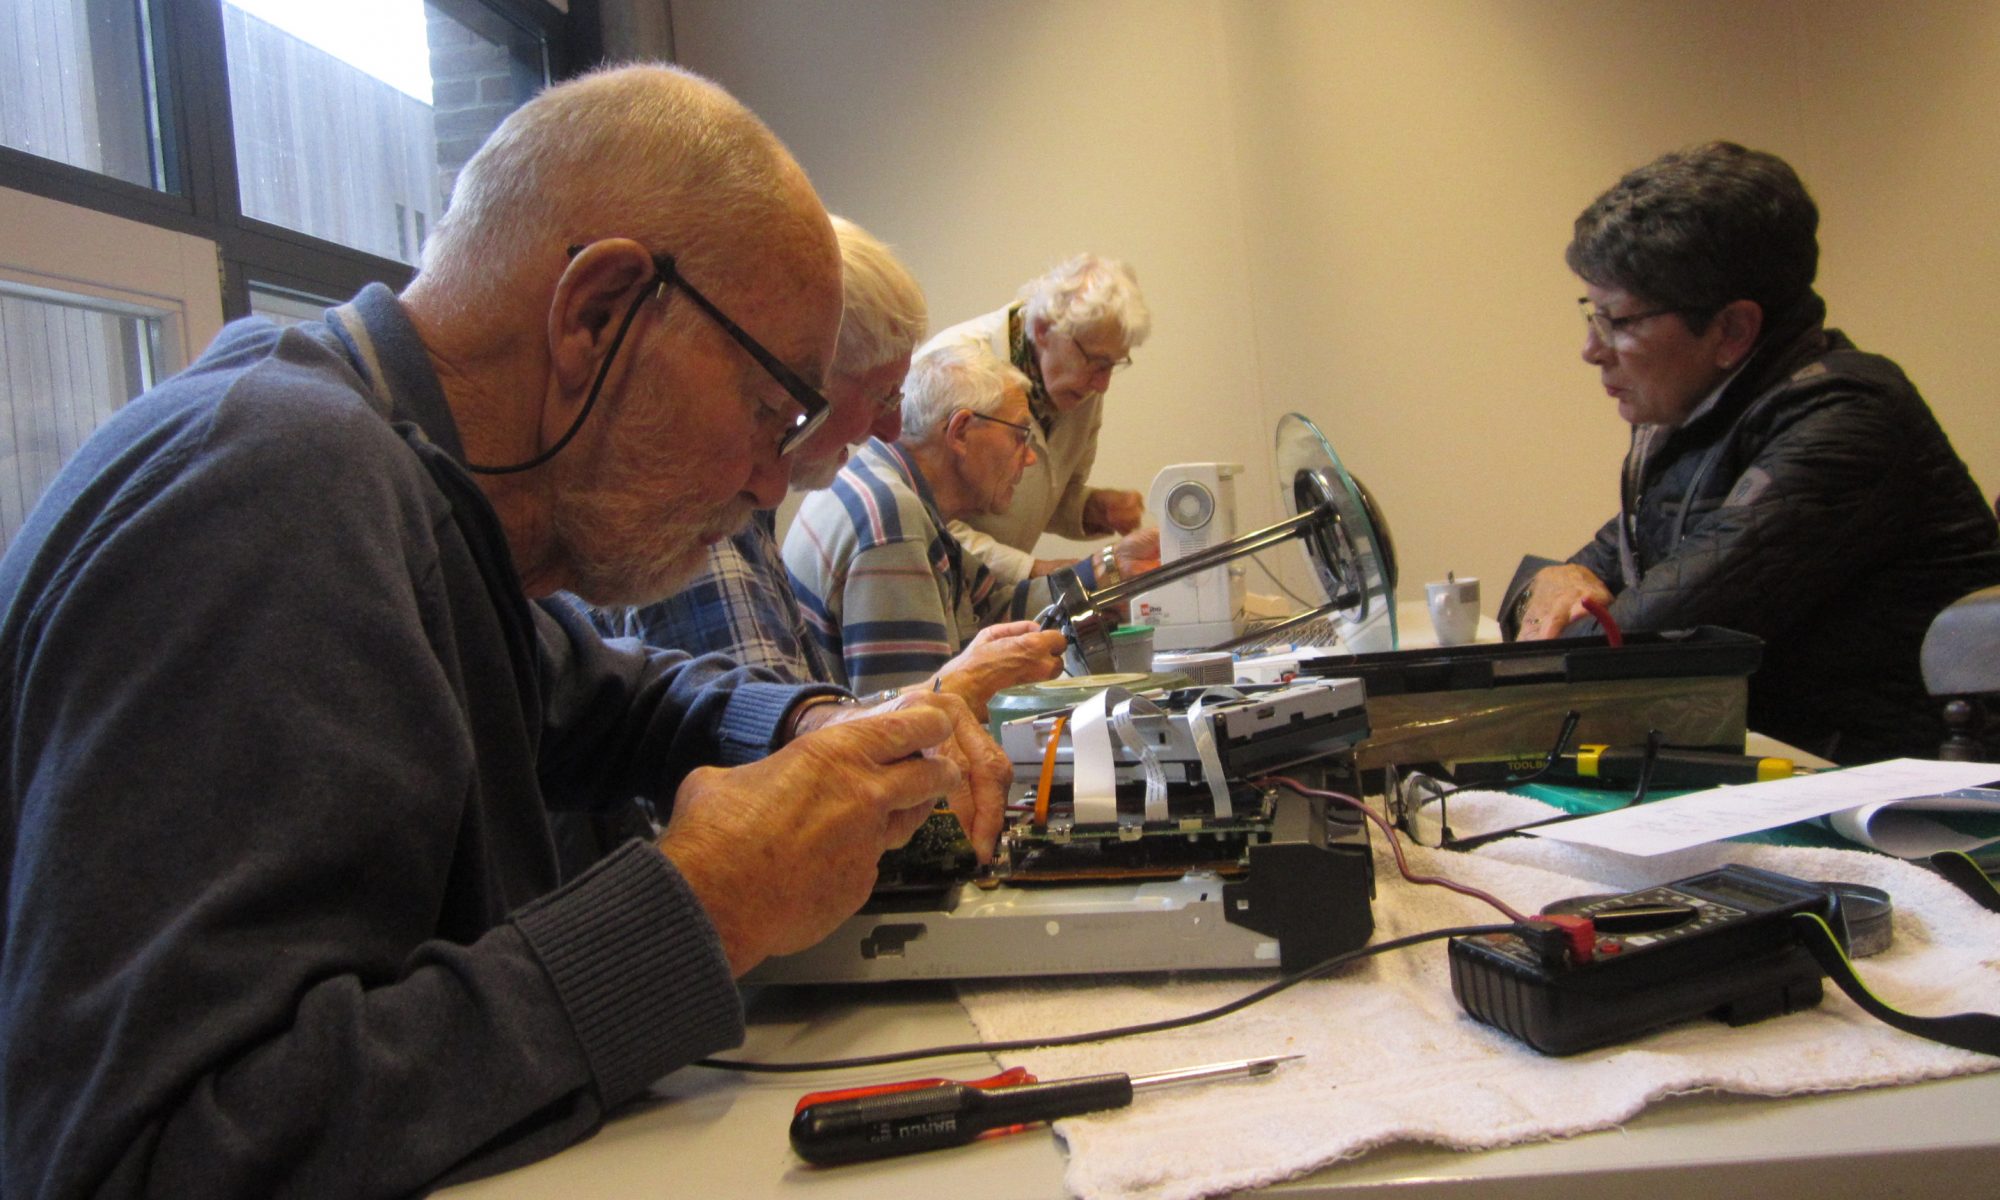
[{"left": 1273, "top": 412, "right": 1399, "bottom": 652}]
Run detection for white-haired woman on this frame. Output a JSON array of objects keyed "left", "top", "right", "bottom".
[{"left": 918, "top": 254, "right": 1156, "bottom": 588}]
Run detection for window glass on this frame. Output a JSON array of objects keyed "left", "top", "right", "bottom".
[
  {"left": 224, "top": 0, "right": 546, "bottom": 265},
  {"left": 0, "top": 286, "right": 164, "bottom": 551},
  {"left": 1, "top": 0, "right": 164, "bottom": 188},
  {"left": 249, "top": 284, "right": 335, "bottom": 328}
]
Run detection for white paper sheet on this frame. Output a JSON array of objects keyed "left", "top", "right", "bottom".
[
  {"left": 1528, "top": 758, "right": 2000, "bottom": 856},
  {"left": 1826, "top": 788, "right": 2000, "bottom": 858}
]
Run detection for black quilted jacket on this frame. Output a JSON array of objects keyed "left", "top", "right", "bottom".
[{"left": 1563, "top": 294, "right": 2000, "bottom": 764}]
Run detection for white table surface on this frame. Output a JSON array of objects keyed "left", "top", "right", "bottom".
[{"left": 442, "top": 974, "right": 2000, "bottom": 1199}]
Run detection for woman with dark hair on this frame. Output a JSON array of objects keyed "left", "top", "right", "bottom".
[{"left": 1510, "top": 142, "right": 2000, "bottom": 764}]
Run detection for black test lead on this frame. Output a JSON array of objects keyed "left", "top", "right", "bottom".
[{"left": 789, "top": 1054, "right": 1303, "bottom": 1165}]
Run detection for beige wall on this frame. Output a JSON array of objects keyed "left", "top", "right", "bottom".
[{"left": 671, "top": 0, "right": 2000, "bottom": 615}]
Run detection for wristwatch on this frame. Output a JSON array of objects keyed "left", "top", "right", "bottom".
[{"left": 781, "top": 692, "right": 851, "bottom": 742}]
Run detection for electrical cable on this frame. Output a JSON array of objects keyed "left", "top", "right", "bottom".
[
  {"left": 465, "top": 267, "right": 657, "bottom": 475},
  {"left": 701, "top": 769, "right": 1551, "bottom": 1078},
  {"left": 1792, "top": 912, "right": 2000, "bottom": 1057},
  {"left": 1249, "top": 551, "right": 1318, "bottom": 610},
  {"left": 1257, "top": 776, "right": 1532, "bottom": 923},
  {"left": 1445, "top": 724, "right": 1666, "bottom": 852},
  {"left": 1930, "top": 849, "right": 2000, "bottom": 913},
  {"left": 1033, "top": 713, "right": 1068, "bottom": 825},
  {"left": 1389, "top": 710, "right": 1582, "bottom": 851},
  {"left": 1580, "top": 596, "right": 1623, "bottom": 647},
  {"left": 704, "top": 819, "right": 2000, "bottom": 1080},
  {"left": 1624, "top": 729, "right": 1664, "bottom": 808},
  {"left": 699, "top": 923, "right": 1515, "bottom": 1075}
]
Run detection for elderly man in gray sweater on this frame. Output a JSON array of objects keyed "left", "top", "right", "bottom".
[{"left": 0, "top": 64, "right": 1004, "bottom": 1199}]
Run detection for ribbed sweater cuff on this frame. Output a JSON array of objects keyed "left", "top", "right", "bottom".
[
  {"left": 512, "top": 841, "right": 743, "bottom": 1109},
  {"left": 717, "top": 680, "right": 846, "bottom": 762}
]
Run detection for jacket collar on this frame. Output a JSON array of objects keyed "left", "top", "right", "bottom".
[
  {"left": 1681, "top": 289, "right": 1831, "bottom": 436},
  {"left": 323, "top": 283, "right": 469, "bottom": 464}
]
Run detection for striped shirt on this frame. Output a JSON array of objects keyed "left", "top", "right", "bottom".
[{"left": 782, "top": 439, "right": 1082, "bottom": 693}]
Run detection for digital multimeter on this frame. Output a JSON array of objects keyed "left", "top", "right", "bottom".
[{"left": 1449, "top": 864, "right": 1847, "bottom": 1056}]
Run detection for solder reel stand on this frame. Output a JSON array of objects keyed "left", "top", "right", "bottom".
[{"left": 1043, "top": 412, "right": 1398, "bottom": 673}]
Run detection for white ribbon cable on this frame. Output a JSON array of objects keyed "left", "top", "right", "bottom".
[
  {"left": 1069, "top": 687, "right": 1123, "bottom": 827},
  {"left": 1109, "top": 692, "right": 1169, "bottom": 822},
  {"left": 1186, "top": 687, "right": 1245, "bottom": 819}
]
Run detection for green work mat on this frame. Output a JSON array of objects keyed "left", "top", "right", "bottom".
[{"left": 1512, "top": 782, "right": 1862, "bottom": 851}]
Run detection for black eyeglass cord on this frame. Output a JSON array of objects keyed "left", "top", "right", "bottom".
[
  {"left": 464, "top": 273, "right": 660, "bottom": 475},
  {"left": 1427, "top": 710, "right": 1584, "bottom": 852}
]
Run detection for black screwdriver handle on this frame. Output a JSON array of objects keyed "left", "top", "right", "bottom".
[{"left": 790, "top": 1074, "right": 1134, "bottom": 1165}]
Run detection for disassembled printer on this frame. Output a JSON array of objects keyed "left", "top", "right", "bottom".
[{"left": 748, "top": 679, "right": 1378, "bottom": 985}]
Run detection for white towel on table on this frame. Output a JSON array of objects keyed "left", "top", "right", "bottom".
[{"left": 954, "top": 791, "right": 2000, "bottom": 1200}]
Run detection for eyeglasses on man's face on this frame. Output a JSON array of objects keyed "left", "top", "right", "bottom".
[
  {"left": 1577, "top": 296, "right": 1684, "bottom": 345},
  {"left": 1067, "top": 327, "right": 1133, "bottom": 374},
  {"left": 649, "top": 252, "right": 833, "bottom": 455},
  {"left": 467, "top": 244, "right": 833, "bottom": 477},
  {"left": 966, "top": 409, "right": 1034, "bottom": 448},
  {"left": 575, "top": 244, "right": 832, "bottom": 456}
]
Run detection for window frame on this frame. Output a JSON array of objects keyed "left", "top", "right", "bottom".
[{"left": 0, "top": 0, "right": 601, "bottom": 318}]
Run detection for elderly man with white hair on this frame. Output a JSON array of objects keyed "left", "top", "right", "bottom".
[
  {"left": 921, "top": 253, "right": 1158, "bottom": 587},
  {"left": 595, "top": 217, "right": 1065, "bottom": 715},
  {"left": 786, "top": 343, "right": 1130, "bottom": 696},
  {"left": 0, "top": 64, "right": 1009, "bottom": 1197}
]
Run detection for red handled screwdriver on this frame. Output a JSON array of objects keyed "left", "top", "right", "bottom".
[{"left": 789, "top": 1054, "right": 1302, "bottom": 1165}]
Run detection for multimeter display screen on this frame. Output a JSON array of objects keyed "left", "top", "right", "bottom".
[{"left": 1696, "top": 874, "right": 1796, "bottom": 910}]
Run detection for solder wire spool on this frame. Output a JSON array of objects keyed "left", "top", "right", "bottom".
[{"left": 986, "top": 671, "right": 1192, "bottom": 740}]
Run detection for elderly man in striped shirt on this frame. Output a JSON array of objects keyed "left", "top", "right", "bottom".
[{"left": 786, "top": 343, "right": 1154, "bottom": 696}]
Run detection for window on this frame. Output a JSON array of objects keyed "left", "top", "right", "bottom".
[
  {"left": 0, "top": 188, "right": 225, "bottom": 552},
  {"left": 0, "top": 0, "right": 168, "bottom": 190},
  {"left": 0, "top": 288, "right": 160, "bottom": 549},
  {"left": 0, "top": 0, "right": 589, "bottom": 315},
  {"left": 221, "top": 1, "right": 548, "bottom": 266},
  {"left": 248, "top": 283, "right": 332, "bottom": 327},
  {"left": 0, "top": 0, "right": 591, "bottom": 515}
]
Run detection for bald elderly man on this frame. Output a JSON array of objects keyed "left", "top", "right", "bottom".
[{"left": 0, "top": 65, "right": 1006, "bottom": 1197}]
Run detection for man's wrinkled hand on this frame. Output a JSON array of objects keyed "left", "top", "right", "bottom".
[
  {"left": 1114, "top": 527, "right": 1160, "bottom": 578},
  {"left": 874, "top": 689, "right": 1010, "bottom": 866},
  {"left": 1083, "top": 488, "right": 1146, "bottom": 537},
  {"left": 809, "top": 688, "right": 1010, "bottom": 865},
  {"left": 931, "top": 620, "right": 1067, "bottom": 719},
  {"left": 656, "top": 705, "right": 962, "bottom": 976},
  {"left": 1516, "top": 563, "right": 1612, "bottom": 640}
]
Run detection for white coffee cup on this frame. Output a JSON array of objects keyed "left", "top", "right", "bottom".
[{"left": 1426, "top": 574, "right": 1481, "bottom": 646}]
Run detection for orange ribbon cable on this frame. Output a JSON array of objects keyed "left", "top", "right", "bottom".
[{"left": 1034, "top": 713, "right": 1069, "bottom": 825}]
